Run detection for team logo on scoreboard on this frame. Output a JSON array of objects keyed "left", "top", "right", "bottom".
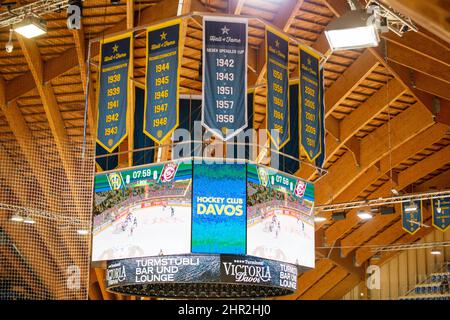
[
  {"left": 107, "top": 173, "right": 123, "bottom": 190},
  {"left": 159, "top": 162, "right": 178, "bottom": 182},
  {"left": 294, "top": 180, "right": 306, "bottom": 198},
  {"left": 257, "top": 167, "right": 269, "bottom": 187}
]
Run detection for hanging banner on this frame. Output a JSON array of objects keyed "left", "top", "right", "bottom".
[
  {"left": 202, "top": 16, "right": 248, "bottom": 141},
  {"left": 96, "top": 33, "right": 132, "bottom": 152},
  {"left": 144, "top": 19, "right": 182, "bottom": 144},
  {"left": 299, "top": 45, "right": 321, "bottom": 162},
  {"left": 315, "top": 66, "right": 326, "bottom": 169},
  {"left": 266, "top": 27, "right": 290, "bottom": 149},
  {"left": 401, "top": 200, "right": 423, "bottom": 235},
  {"left": 432, "top": 197, "right": 450, "bottom": 232}
]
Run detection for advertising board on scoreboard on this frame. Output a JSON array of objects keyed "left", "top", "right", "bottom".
[{"left": 92, "top": 160, "right": 315, "bottom": 270}]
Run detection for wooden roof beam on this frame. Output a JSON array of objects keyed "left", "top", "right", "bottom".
[
  {"left": 320, "top": 274, "right": 361, "bottom": 300},
  {"left": 355, "top": 206, "right": 433, "bottom": 266},
  {"left": 324, "top": 122, "right": 449, "bottom": 245},
  {"left": 252, "top": 0, "right": 306, "bottom": 86},
  {"left": 383, "top": 0, "right": 450, "bottom": 44},
  {"left": 385, "top": 41, "right": 450, "bottom": 84},
  {"left": 340, "top": 145, "right": 450, "bottom": 257},
  {"left": 314, "top": 102, "right": 435, "bottom": 205},
  {"left": 415, "top": 169, "right": 450, "bottom": 192},
  {"left": 5, "top": 0, "right": 181, "bottom": 104},
  {"left": 284, "top": 259, "right": 335, "bottom": 300},
  {"left": 72, "top": 25, "right": 95, "bottom": 135},
  {"left": 298, "top": 266, "right": 348, "bottom": 300}
]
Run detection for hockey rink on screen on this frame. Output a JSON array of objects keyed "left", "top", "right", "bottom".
[
  {"left": 247, "top": 211, "right": 315, "bottom": 268},
  {"left": 92, "top": 204, "right": 191, "bottom": 261}
]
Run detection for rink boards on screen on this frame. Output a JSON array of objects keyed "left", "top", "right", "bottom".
[{"left": 92, "top": 160, "right": 315, "bottom": 269}]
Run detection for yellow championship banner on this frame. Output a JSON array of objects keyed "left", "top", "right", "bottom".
[
  {"left": 96, "top": 32, "right": 133, "bottom": 153},
  {"left": 144, "top": 19, "right": 182, "bottom": 144},
  {"left": 299, "top": 44, "right": 322, "bottom": 162},
  {"left": 266, "top": 26, "right": 290, "bottom": 150}
]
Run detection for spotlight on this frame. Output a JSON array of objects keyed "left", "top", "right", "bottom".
[
  {"left": 10, "top": 213, "right": 23, "bottom": 222},
  {"left": 14, "top": 16, "right": 47, "bottom": 39},
  {"left": 110, "top": 0, "right": 121, "bottom": 5},
  {"left": 332, "top": 211, "right": 347, "bottom": 221},
  {"left": 357, "top": 210, "right": 373, "bottom": 220},
  {"left": 23, "top": 216, "right": 36, "bottom": 224},
  {"left": 391, "top": 188, "right": 399, "bottom": 196},
  {"left": 325, "top": 8, "right": 379, "bottom": 51},
  {"left": 404, "top": 201, "right": 418, "bottom": 213},
  {"left": 430, "top": 249, "right": 442, "bottom": 255},
  {"left": 380, "top": 206, "right": 395, "bottom": 215},
  {"left": 76, "top": 229, "right": 89, "bottom": 235},
  {"left": 314, "top": 216, "right": 327, "bottom": 222},
  {"left": 5, "top": 28, "right": 13, "bottom": 53}
]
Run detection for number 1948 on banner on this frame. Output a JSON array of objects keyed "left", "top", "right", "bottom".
[{"left": 144, "top": 19, "right": 182, "bottom": 144}]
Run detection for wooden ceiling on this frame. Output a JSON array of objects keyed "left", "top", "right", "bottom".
[{"left": 0, "top": 0, "right": 449, "bottom": 300}]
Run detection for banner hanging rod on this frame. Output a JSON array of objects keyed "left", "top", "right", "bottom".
[{"left": 87, "top": 12, "right": 327, "bottom": 62}]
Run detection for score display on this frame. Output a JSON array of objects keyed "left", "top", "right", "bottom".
[{"left": 92, "top": 160, "right": 315, "bottom": 270}]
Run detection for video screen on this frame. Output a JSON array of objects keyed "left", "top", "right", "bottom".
[
  {"left": 92, "top": 161, "right": 192, "bottom": 261},
  {"left": 191, "top": 162, "right": 247, "bottom": 254},
  {"left": 246, "top": 164, "right": 315, "bottom": 268}
]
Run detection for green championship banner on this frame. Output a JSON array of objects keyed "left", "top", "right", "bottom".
[
  {"left": 266, "top": 26, "right": 290, "bottom": 149},
  {"left": 144, "top": 19, "right": 182, "bottom": 144},
  {"left": 299, "top": 45, "right": 322, "bottom": 162},
  {"left": 401, "top": 200, "right": 423, "bottom": 235},
  {"left": 202, "top": 16, "right": 248, "bottom": 141},
  {"left": 432, "top": 197, "right": 450, "bottom": 232},
  {"left": 96, "top": 33, "right": 132, "bottom": 152}
]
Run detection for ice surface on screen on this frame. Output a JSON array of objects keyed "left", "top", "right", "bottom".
[
  {"left": 246, "top": 164, "right": 315, "bottom": 268},
  {"left": 92, "top": 162, "right": 192, "bottom": 261}
]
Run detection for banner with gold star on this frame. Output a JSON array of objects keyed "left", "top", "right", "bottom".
[
  {"left": 299, "top": 45, "right": 322, "bottom": 162},
  {"left": 266, "top": 26, "right": 290, "bottom": 150},
  {"left": 432, "top": 197, "right": 450, "bottom": 232},
  {"left": 202, "top": 16, "right": 248, "bottom": 141},
  {"left": 96, "top": 33, "right": 132, "bottom": 152},
  {"left": 401, "top": 200, "right": 423, "bottom": 235},
  {"left": 144, "top": 19, "right": 182, "bottom": 144}
]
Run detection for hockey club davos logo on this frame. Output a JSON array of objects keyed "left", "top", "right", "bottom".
[
  {"left": 294, "top": 180, "right": 306, "bottom": 198},
  {"left": 106, "top": 262, "right": 127, "bottom": 286},
  {"left": 257, "top": 167, "right": 269, "bottom": 187},
  {"left": 108, "top": 173, "right": 123, "bottom": 190},
  {"left": 222, "top": 259, "right": 271, "bottom": 284},
  {"left": 159, "top": 162, "right": 178, "bottom": 183}
]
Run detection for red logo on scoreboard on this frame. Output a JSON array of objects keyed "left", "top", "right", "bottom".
[
  {"left": 294, "top": 180, "right": 306, "bottom": 198},
  {"left": 159, "top": 162, "right": 178, "bottom": 182}
]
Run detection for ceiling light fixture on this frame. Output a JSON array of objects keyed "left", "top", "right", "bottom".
[
  {"left": 23, "top": 216, "right": 36, "bottom": 224},
  {"left": 324, "top": 6, "right": 379, "bottom": 51},
  {"left": 14, "top": 15, "right": 47, "bottom": 39},
  {"left": 314, "top": 216, "right": 327, "bottom": 222},
  {"left": 430, "top": 248, "right": 442, "bottom": 255},
  {"left": 10, "top": 213, "right": 23, "bottom": 222},
  {"left": 357, "top": 210, "right": 373, "bottom": 220},
  {"left": 404, "top": 201, "right": 418, "bottom": 213},
  {"left": 76, "top": 229, "right": 89, "bottom": 235}
]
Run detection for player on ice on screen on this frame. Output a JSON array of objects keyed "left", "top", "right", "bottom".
[
  {"left": 170, "top": 207, "right": 175, "bottom": 218},
  {"left": 275, "top": 221, "right": 281, "bottom": 238}
]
